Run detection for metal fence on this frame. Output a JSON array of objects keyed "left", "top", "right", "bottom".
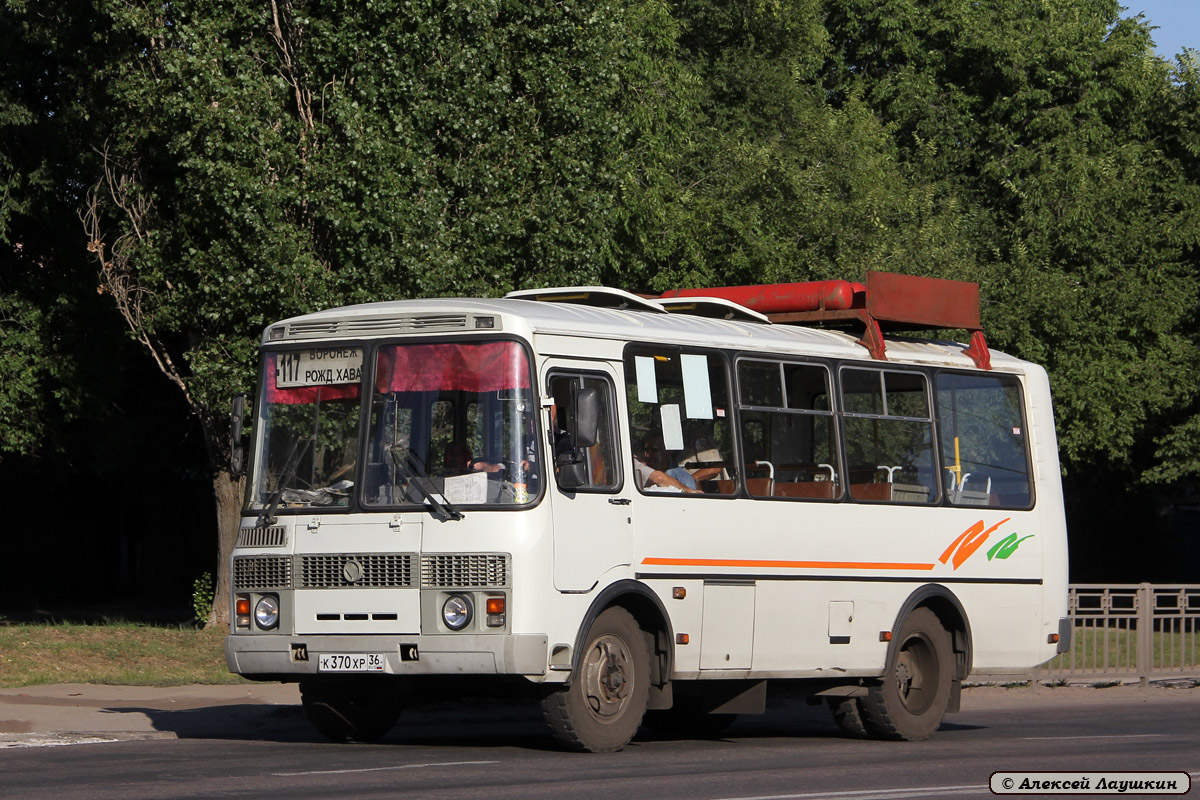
[{"left": 981, "top": 584, "right": 1200, "bottom": 686}]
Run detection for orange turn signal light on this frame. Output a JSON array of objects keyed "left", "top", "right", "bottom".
[
  {"left": 676, "top": 633, "right": 690, "bottom": 645},
  {"left": 236, "top": 597, "right": 251, "bottom": 616},
  {"left": 1048, "top": 633, "right": 1059, "bottom": 644},
  {"left": 879, "top": 631, "right": 893, "bottom": 642},
  {"left": 486, "top": 598, "right": 505, "bottom": 615}
]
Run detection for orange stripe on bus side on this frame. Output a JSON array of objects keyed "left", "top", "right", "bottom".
[{"left": 640, "top": 557, "right": 935, "bottom": 571}]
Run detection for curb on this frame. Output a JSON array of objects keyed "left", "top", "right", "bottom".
[{"left": 0, "top": 730, "right": 177, "bottom": 748}]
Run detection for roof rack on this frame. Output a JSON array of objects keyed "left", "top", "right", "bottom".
[
  {"left": 505, "top": 286, "right": 665, "bottom": 314},
  {"left": 650, "top": 297, "right": 772, "bottom": 323},
  {"left": 659, "top": 271, "right": 991, "bottom": 369}
]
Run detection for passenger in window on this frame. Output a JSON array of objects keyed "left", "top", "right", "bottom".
[
  {"left": 678, "top": 424, "right": 728, "bottom": 483},
  {"left": 634, "top": 434, "right": 701, "bottom": 494}
]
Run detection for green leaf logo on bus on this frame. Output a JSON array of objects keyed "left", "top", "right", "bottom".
[{"left": 986, "top": 533, "right": 1034, "bottom": 561}]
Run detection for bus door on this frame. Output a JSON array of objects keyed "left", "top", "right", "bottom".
[{"left": 543, "top": 363, "right": 632, "bottom": 591}]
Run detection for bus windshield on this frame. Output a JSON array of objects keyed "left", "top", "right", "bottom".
[
  {"left": 246, "top": 339, "right": 538, "bottom": 513},
  {"left": 363, "top": 340, "right": 536, "bottom": 508}
]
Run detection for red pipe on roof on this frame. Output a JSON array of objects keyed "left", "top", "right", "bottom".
[{"left": 658, "top": 280, "right": 865, "bottom": 314}]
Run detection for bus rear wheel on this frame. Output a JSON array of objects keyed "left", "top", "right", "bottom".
[
  {"left": 300, "top": 676, "right": 404, "bottom": 743},
  {"left": 540, "top": 607, "right": 650, "bottom": 752},
  {"left": 859, "top": 607, "right": 953, "bottom": 741},
  {"left": 826, "top": 696, "right": 870, "bottom": 739}
]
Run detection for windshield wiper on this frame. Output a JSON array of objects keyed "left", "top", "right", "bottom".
[
  {"left": 389, "top": 446, "right": 464, "bottom": 522},
  {"left": 257, "top": 437, "right": 312, "bottom": 527}
]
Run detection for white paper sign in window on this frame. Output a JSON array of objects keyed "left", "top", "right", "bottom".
[
  {"left": 660, "top": 404, "right": 684, "bottom": 451},
  {"left": 443, "top": 472, "right": 488, "bottom": 505},
  {"left": 635, "top": 356, "right": 659, "bottom": 404},
  {"left": 681, "top": 354, "right": 713, "bottom": 420}
]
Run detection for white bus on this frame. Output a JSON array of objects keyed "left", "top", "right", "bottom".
[{"left": 226, "top": 271, "right": 1069, "bottom": 751}]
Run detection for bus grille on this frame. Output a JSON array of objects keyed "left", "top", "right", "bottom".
[
  {"left": 299, "top": 554, "right": 415, "bottom": 588},
  {"left": 284, "top": 314, "right": 468, "bottom": 339},
  {"left": 233, "top": 556, "right": 292, "bottom": 590},
  {"left": 236, "top": 526, "right": 287, "bottom": 548},
  {"left": 421, "top": 554, "right": 509, "bottom": 588},
  {"left": 232, "top": 553, "right": 508, "bottom": 590},
  {"left": 345, "top": 315, "right": 468, "bottom": 334}
]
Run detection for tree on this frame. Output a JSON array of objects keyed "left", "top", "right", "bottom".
[
  {"left": 823, "top": 0, "right": 1200, "bottom": 482},
  {"left": 6, "top": 0, "right": 1200, "bottom": 598},
  {"left": 0, "top": 0, "right": 108, "bottom": 461},
  {"left": 81, "top": 0, "right": 650, "bottom": 622},
  {"left": 616, "top": 0, "right": 979, "bottom": 293}
]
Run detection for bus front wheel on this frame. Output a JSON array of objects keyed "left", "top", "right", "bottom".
[
  {"left": 859, "top": 607, "right": 953, "bottom": 741},
  {"left": 540, "top": 606, "right": 650, "bottom": 752}
]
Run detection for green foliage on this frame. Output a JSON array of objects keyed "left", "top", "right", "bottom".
[
  {"left": 821, "top": 0, "right": 1200, "bottom": 483},
  {"left": 191, "top": 572, "right": 215, "bottom": 627},
  {"left": 0, "top": 0, "right": 118, "bottom": 461},
  {"left": 0, "top": 293, "right": 49, "bottom": 456},
  {"left": 4, "top": 0, "right": 1200, "bottom": 586},
  {"left": 618, "top": 0, "right": 977, "bottom": 292},
  {"left": 84, "top": 0, "right": 647, "bottom": 447}
]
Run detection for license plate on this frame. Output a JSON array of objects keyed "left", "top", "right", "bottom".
[{"left": 317, "top": 653, "right": 386, "bottom": 672}]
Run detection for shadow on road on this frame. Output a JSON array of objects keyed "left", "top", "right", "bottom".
[{"left": 101, "top": 694, "right": 896, "bottom": 750}]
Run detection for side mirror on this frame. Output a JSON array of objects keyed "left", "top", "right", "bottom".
[
  {"left": 554, "top": 385, "right": 600, "bottom": 490},
  {"left": 571, "top": 387, "right": 599, "bottom": 448},
  {"left": 556, "top": 461, "right": 589, "bottom": 489},
  {"left": 230, "top": 394, "right": 248, "bottom": 477}
]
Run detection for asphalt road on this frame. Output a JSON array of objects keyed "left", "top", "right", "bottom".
[{"left": 2, "top": 686, "right": 1198, "bottom": 799}]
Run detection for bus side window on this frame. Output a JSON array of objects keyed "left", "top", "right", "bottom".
[
  {"left": 936, "top": 372, "right": 1032, "bottom": 508},
  {"left": 737, "top": 359, "right": 841, "bottom": 500},
  {"left": 841, "top": 367, "right": 937, "bottom": 504},
  {"left": 624, "top": 347, "right": 737, "bottom": 495}
]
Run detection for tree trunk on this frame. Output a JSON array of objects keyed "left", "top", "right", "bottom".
[{"left": 207, "top": 470, "right": 244, "bottom": 629}]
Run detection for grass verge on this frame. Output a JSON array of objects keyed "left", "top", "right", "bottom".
[{"left": 0, "top": 623, "right": 246, "bottom": 688}]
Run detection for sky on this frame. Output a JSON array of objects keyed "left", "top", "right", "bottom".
[{"left": 1123, "top": 1, "right": 1199, "bottom": 59}]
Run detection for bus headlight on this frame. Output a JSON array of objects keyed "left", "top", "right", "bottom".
[
  {"left": 254, "top": 595, "right": 280, "bottom": 630},
  {"left": 442, "top": 594, "right": 473, "bottom": 631}
]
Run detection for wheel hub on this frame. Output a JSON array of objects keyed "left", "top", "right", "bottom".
[
  {"left": 582, "top": 634, "right": 633, "bottom": 721},
  {"left": 895, "top": 636, "right": 934, "bottom": 713}
]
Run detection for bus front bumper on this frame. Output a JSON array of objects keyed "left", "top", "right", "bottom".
[{"left": 225, "top": 633, "right": 548, "bottom": 678}]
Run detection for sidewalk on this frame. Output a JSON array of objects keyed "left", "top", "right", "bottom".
[
  {"left": 0, "top": 682, "right": 303, "bottom": 747},
  {"left": 2, "top": 681, "right": 1197, "bottom": 748}
]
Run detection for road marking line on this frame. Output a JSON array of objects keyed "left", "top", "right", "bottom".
[
  {"left": 712, "top": 785, "right": 984, "bottom": 800},
  {"left": 1020, "top": 734, "right": 1165, "bottom": 740},
  {"left": 273, "top": 759, "right": 498, "bottom": 777}
]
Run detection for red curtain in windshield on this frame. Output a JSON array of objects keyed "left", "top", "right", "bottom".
[
  {"left": 265, "top": 367, "right": 360, "bottom": 405},
  {"left": 375, "top": 341, "right": 530, "bottom": 394}
]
